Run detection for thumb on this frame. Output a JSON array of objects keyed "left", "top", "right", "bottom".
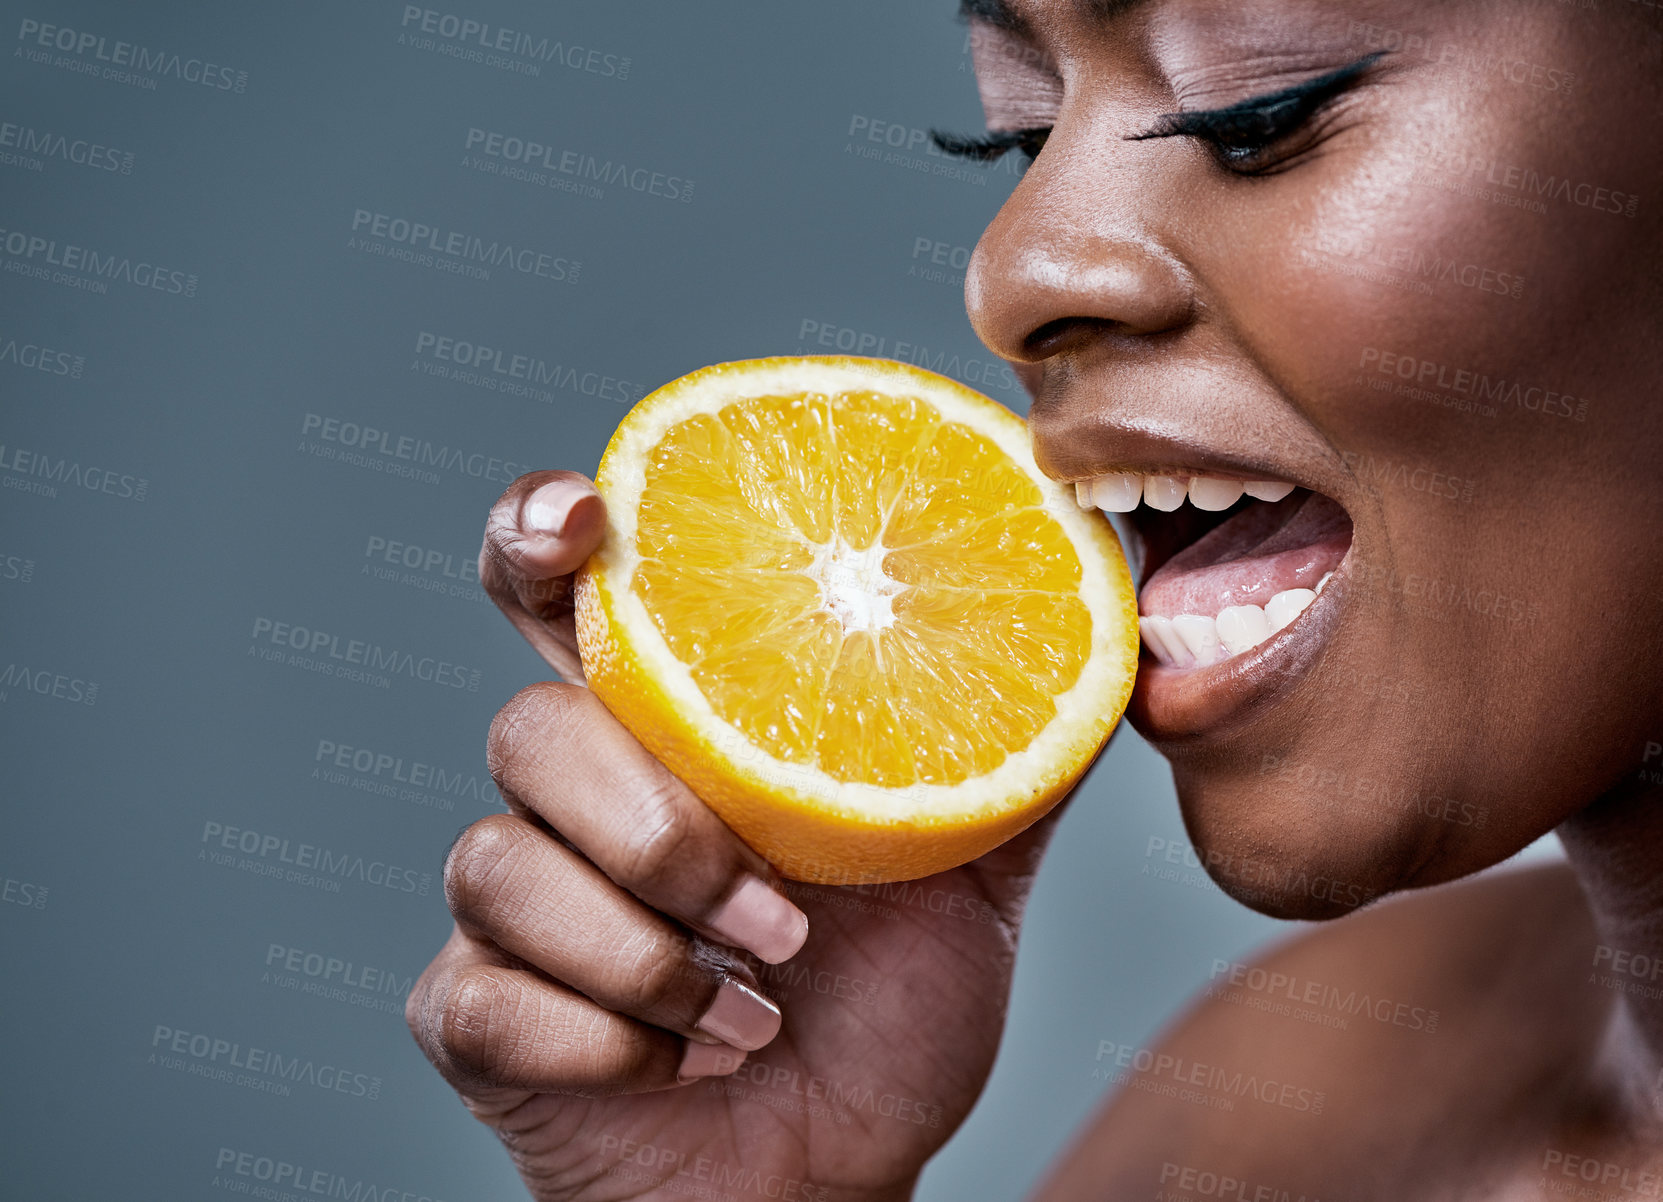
[{"left": 480, "top": 471, "right": 607, "bottom": 680}]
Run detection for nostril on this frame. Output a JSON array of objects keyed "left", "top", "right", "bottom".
[{"left": 1023, "top": 316, "right": 1119, "bottom": 360}]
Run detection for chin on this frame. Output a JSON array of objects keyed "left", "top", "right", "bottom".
[{"left": 1165, "top": 763, "right": 1443, "bottom": 922}]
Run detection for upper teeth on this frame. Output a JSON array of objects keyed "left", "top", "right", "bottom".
[{"left": 1073, "top": 472, "right": 1295, "bottom": 514}]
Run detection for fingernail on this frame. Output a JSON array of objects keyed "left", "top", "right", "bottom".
[
  {"left": 707, "top": 877, "right": 809, "bottom": 964},
  {"left": 521, "top": 482, "right": 581, "bottom": 539},
  {"left": 677, "top": 1039, "right": 746, "bottom": 1084},
  {"left": 695, "top": 978, "right": 781, "bottom": 1052}
]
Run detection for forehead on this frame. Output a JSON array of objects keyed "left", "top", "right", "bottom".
[
  {"left": 965, "top": 0, "right": 1385, "bottom": 88},
  {"left": 960, "top": 0, "right": 1149, "bottom": 31},
  {"left": 963, "top": 0, "right": 1152, "bottom": 127}
]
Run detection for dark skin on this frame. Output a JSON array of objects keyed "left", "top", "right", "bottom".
[{"left": 407, "top": 1, "right": 1663, "bottom": 1197}]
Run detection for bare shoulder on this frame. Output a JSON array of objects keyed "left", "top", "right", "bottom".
[
  {"left": 1252, "top": 859, "right": 1599, "bottom": 1011},
  {"left": 1034, "top": 861, "right": 1612, "bottom": 1202}
]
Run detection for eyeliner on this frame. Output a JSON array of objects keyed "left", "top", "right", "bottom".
[{"left": 1127, "top": 51, "right": 1387, "bottom": 143}]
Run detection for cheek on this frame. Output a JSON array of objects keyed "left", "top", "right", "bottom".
[
  {"left": 1205, "top": 134, "right": 1541, "bottom": 471},
  {"left": 1161, "top": 62, "right": 1663, "bottom": 878},
  {"left": 1189, "top": 83, "right": 1631, "bottom": 616}
]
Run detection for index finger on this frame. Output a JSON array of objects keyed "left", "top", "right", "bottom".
[
  {"left": 488, "top": 682, "right": 810, "bottom": 966},
  {"left": 480, "top": 471, "right": 607, "bottom": 679}
]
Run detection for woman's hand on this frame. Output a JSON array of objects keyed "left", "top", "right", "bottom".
[{"left": 407, "top": 471, "right": 1063, "bottom": 1202}]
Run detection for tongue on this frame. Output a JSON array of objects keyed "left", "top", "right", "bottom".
[{"left": 1139, "top": 491, "right": 1351, "bottom": 617}]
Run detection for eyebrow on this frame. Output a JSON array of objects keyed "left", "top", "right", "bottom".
[{"left": 958, "top": 0, "right": 1150, "bottom": 34}]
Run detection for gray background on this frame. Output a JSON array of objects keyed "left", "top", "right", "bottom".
[{"left": 0, "top": 4, "right": 1559, "bottom": 1199}]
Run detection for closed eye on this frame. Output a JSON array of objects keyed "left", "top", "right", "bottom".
[
  {"left": 931, "top": 127, "right": 1051, "bottom": 164},
  {"left": 1129, "top": 52, "right": 1388, "bottom": 174},
  {"left": 934, "top": 53, "right": 1384, "bottom": 174}
]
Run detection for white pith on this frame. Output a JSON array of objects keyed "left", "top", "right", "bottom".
[{"left": 807, "top": 536, "right": 904, "bottom": 634}]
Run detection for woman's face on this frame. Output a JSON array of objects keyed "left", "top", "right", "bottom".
[{"left": 964, "top": 0, "right": 1663, "bottom": 918}]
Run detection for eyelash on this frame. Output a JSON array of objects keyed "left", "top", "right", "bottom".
[
  {"left": 930, "top": 127, "right": 1052, "bottom": 163},
  {"left": 934, "top": 51, "right": 1385, "bottom": 176}
]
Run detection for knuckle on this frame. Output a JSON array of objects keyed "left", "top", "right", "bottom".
[
  {"left": 442, "top": 814, "right": 529, "bottom": 923},
  {"left": 477, "top": 539, "right": 512, "bottom": 605},
  {"left": 438, "top": 968, "right": 520, "bottom": 1081},
  {"left": 611, "top": 929, "right": 689, "bottom": 1017},
  {"left": 566, "top": 1008, "right": 661, "bottom": 1096},
  {"left": 615, "top": 776, "right": 698, "bottom": 888},
  {"left": 485, "top": 681, "right": 587, "bottom": 791},
  {"left": 405, "top": 965, "right": 436, "bottom": 1047},
  {"left": 479, "top": 506, "right": 526, "bottom": 597}
]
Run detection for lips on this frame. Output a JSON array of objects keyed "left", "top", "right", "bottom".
[{"left": 1071, "top": 472, "right": 1354, "bottom": 670}]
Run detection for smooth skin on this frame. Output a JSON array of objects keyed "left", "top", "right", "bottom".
[{"left": 408, "top": 2, "right": 1663, "bottom": 1198}]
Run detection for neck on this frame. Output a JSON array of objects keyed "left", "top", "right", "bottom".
[{"left": 1558, "top": 768, "right": 1663, "bottom": 1115}]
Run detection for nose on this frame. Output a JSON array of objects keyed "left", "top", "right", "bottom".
[{"left": 965, "top": 139, "right": 1196, "bottom": 364}]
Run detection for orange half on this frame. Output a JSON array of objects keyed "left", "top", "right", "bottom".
[{"left": 575, "top": 356, "right": 1138, "bottom": 884}]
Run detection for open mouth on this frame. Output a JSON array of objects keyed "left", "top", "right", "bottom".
[{"left": 1074, "top": 472, "right": 1354, "bottom": 670}]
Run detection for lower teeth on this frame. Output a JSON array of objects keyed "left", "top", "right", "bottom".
[{"left": 1139, "top": 574, "right": 1330, "bottom": 668}]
